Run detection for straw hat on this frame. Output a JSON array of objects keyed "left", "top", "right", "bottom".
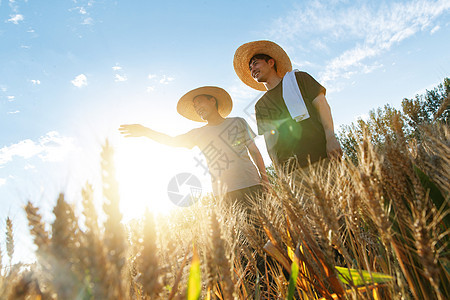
[
  {"left": 233, "top": 40, "right": 292, "bottom": 91},
  {"left": 177, "top": 86, "right": 233, "bottom": 122}
]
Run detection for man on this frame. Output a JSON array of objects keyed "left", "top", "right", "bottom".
[
  {"left": 233, "top": 40, "right": 342, "bottom": 169},
  {"left": 119, "top": 86, "right": 268, "bottom": 207}
]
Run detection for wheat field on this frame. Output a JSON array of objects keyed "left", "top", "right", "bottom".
[{"left": 1, "top": 84, "right": 449, "bottom": 299}]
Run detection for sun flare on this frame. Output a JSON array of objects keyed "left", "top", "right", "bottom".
[{"left": 114, "top": 138, "right": 210, "bottom": 220}]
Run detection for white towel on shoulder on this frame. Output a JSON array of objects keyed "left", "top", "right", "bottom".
[{"left": 282, "top": 69, "right": 310, "bottom": 122}]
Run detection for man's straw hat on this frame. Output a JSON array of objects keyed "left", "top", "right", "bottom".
[
  {"left": 233, "top": 40, "right": 292, "bottom": 91},
  {"left": 177, "top": 86, "right": 233, "bottom": 122}
]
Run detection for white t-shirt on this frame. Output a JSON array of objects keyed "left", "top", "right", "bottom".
[{"left": 175, "top": 117, "right": 261, "bottom": 195}]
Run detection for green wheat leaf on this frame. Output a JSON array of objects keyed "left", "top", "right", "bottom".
[
  {"left": 187, "top": 245, "right": 201, "bottom": 300},
  {"left": 286, "top": 261, "right": 299, "bottom": 300},
  {"left": 336, "top": 267, "right": 393, "bottom": 286}
]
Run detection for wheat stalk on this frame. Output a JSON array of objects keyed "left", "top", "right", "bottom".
[
  {"left": 208, "top": 209, "right": 235, "bottom": 299},
  {"left": 137, "top": 209, "right": 162, "bottom": 297},
  {"left": 5, "top": 217, "right": 14, "bottom": 267}
]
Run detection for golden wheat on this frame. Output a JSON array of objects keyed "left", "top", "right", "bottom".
[{"left": 1, "top": 101, "right": 449, "bottom": 299}]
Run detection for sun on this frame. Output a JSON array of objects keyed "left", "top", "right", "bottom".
[{"left": 113, "top": 137, "right": 210, "bottom": 220}]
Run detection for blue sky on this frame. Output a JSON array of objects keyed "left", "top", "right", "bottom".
[{"left": 1, "top": 0, "right": 449, "bottom": 263}]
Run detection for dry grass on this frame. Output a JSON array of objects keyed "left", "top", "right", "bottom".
[{"left": 0, "top": 120, "right": 449, "bottom": 299}]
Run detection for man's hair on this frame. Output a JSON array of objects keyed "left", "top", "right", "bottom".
[
  {"left": 194, "top": 94, "right": 219, "bottom": 110},
  {"left": 249, "top": 54, "right": 277, "bottom": 72}
]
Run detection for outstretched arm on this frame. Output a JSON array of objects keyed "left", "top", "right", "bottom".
[
  {"left": 312, "top": 93, "right": 343, "bottom": 159},
  {"left": 247, "top": 141, "right": 270, "bottom": 188},
  {"left": 119, "top": 124, "right": 187, "bottom": 147}
]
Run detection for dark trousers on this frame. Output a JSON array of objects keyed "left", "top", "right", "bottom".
[{"left": 223, "top": 184, "right": 263, "bottom": 209}]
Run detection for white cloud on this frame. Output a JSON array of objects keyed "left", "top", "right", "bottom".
[
  {"left": 114, "top": 74, "right": 127, "bottom": 82},
  {"left": 146, "top": 86, "right": 155, "bottom": 92},
  {"left": 362, "top": 63, "right": 383, "bottom": 74},
  {"left": 0, "top": 178, "right": 5, "bottom": 186},
  {"left": 69, "top": 2, "right": 95, "bottom": 25},
  {"left": 268, "top": 0, "right": 450, "bottom": 84},
  {"left": 7, "top": 110, "right": 20, "bottom": 114},
  {"left": 37, "top": 131, "right": 76, "bottom": 162},
  {"left": 7, "top": 14, "right": 23, "bottom": 24},
  {"left": 30, "top": 79, "right": 41, "bottom": 85},
  {"left": 82, "top": 17, "right": 93, "bottom": 25},
  {"left": 148, "top": 74, "right": 157, "bottom": 80},
  {"left": 24, "top": 164, "right": 35, "bottom": 170},
  {"left": 7, "top": 96, "right": 15, "bottom": 101},
  {"left": 430, "top": 25, "right": 440, "bottom": 34},
  {"left": 112, "top": 65, "right": 127, "bottom": 82},
  {"left": 159, "top": 75, "right": 174, "bottom": 84},
  {"left": 71, "top": 74, "right": 87, "bottom": 87},
  {"left": 0, "top": 131, "right": 75, "bottom": 166},
  {"left": 0, "top": 139, "right": 42, "bottom": 165},
  {"left": 292, "top": 59, "right": 315, "bottom": 69}
]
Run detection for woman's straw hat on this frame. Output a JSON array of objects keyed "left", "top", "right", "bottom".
[
  {"left": 233, "top": 40, "right": 292, "bottom": 91},
  {"left": 177, "top": 86, "right": 233, "bottom": 122}
]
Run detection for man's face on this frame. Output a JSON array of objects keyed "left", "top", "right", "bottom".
[
  {"left": 193, "top": 95, "right": 217, "bottom": 120},
  {"left": 249, "top": 58, "right": 274, "bottom": 83}
]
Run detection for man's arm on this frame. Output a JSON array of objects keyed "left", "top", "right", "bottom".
[
  {"left": 311, "top": 93, "right": 343, "bottom": 159},
  {"left": 247, "top": 140, "right": 270, "bottom": 187},
  {"left": 119, "top": 124, "right": 189, "bottom": 148}
]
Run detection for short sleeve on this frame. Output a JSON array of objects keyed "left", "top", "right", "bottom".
[
  {"left": 295, "top": 71, "right": 326, "bottom": 103},
  {"left": 238, "top": 118, "right": 256, "bottom": 145}
]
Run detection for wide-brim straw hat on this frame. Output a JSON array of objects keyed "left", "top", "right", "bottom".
[
  {"left": 233, "top": 40, "right": 292, "bottom": 91},
  {"left": 177, "top": 86, "right": 233, "bottom": 122}
]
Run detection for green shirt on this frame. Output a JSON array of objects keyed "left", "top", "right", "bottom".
[{"left": 255, "top": 71, "right": 327, "bottom": 167}]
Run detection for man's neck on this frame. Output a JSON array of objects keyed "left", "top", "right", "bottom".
[
  {"left": 263, "top": 74, "right": 283, "bottom": 91},
  {"left": 205, "top": 112, "right": 226, "bottom": 126}
]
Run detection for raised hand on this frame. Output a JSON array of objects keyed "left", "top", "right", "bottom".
[{"left": 118, "top": 124, "right": 151, "bottom": 138}]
